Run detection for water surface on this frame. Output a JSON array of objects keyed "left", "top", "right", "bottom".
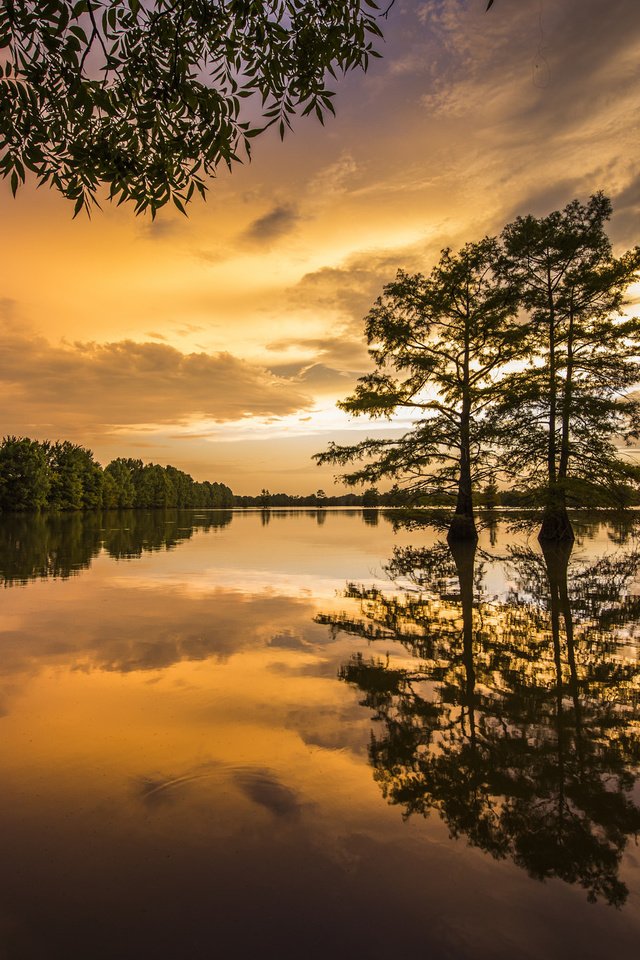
[{"left": 1, "top": 509, "right": 640, "bottom": 959}]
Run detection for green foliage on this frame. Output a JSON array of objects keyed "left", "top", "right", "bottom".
[
  {"left": 0, "top": 435, "right": 233, "bottom": 510},
  {"left": 0, "top": 435, "right": 50, "bottom": 510},
  {"left": 1, "top": 1, "right": 383, "bottom": 214}
]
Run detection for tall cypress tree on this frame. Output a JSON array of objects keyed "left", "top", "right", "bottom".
[
  {"left": 315, "top": 239, "right": 521, "bottom": 540},
  {"left": 499, "top": 194, "right": 640, "bottom": 540}
]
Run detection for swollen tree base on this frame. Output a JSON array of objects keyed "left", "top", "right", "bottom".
[
  {"left": 447, "top": 512, "right": 479, "bottom": 542},
  {"left": 538, "top": 506, "right": 575, "bottom": 543}
]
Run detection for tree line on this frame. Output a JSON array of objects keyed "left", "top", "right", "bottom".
[
  {"left": 316, "top": 194, "right": 640, "bottom": 542},
  {"left": 0, "top": 436, "right": 233, "bottom": 511},
  {"left": 234, "top": 487, "right": 413, "bottom": 508}
]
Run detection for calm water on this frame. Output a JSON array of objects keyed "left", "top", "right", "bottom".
[{"left": 1, "top": 508, "right": 640, "bottom": 959}]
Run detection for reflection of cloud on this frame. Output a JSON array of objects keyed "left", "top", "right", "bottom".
[
  {"left": 0, "top": 583, "right": 325, "bottom": 676},
  {"left": 234, "top": 768, "right": 303, "bottom": 820},
  {"left": 0, "top": 324, "right": 311, "bottom": 437},
  {"left": 241, "top": 204, "right": 302, "bottom": 245},
  {"left": 269, "top": 631, "right": 308, "bottom": 650}
]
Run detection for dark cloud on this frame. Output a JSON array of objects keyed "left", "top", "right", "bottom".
[
  {"left": 241, "top": 203, "right": 301, "bottom": 245},
  {"left": 266, "top": 359, "right": 361, "bottom": 394},
  {"left": 0, "top": 324, "right": 312, "bottom": 436}
]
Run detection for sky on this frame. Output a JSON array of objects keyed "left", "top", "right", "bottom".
[{"left": 1, "top": 0, "right": 639, "bottom": 495}]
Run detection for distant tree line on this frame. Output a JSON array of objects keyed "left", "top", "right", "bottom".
[
  {"left": 0, "top": 437, "right": 234, "bottom": 512},
  {"left": 316, "top": 194, "right": 640, "bottom": 543},
  {"left": 234, "top": 486, "right": 412, "bottom": 508}
]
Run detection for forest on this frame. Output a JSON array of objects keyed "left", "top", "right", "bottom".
[{"left": 0, "top": 436, "right": 234, "bottom": 511}]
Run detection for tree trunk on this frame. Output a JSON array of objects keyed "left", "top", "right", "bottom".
[
  {"left": 449, "top": 320, "right": 477, "bottom": 543},
  {"left": 539, "top": 273, "right": 574, "bottom": 542},
  {"left": 539, "top": 491, "right": 574, "bottom": 542}
]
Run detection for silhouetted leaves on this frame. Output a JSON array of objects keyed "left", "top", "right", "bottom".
[{"left": 1, "top": 1, "right": 383, "bottom": 213}]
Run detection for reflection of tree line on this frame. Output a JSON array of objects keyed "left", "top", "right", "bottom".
[
  {"left": 0, "top": 509, "right": 233, "bottom": 585},
  {"left": 319, "top": 527, "right": 640, "bottom": 906},
  {"left": 0, "top": 507, "right": 395, "bottom": 584}
]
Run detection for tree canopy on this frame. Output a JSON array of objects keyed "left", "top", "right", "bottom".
[
  {"left": 317, "top": 195, "right": 640, "bottom": 542},
  {"left": 0, "top": 435, "right": 234, "bottom": 510},
  {"left": 498, "top": 194, "right": 640, "bottom": 539},
  {"left": 0, "top": 1, "right": 383, "bottom": 214},
  {"left": 314, "top": 239, "right": 521, "bottom": 540}
]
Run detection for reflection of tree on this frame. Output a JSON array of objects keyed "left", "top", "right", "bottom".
[
  {"left": 0, "top": 509, "right": 233, "bottom": 584},
  {"left": 321, "top": 534, "right": 640, "bottom": 906},
  {"left": 0, "top": 511, "right": 102, "bottom": 585}
]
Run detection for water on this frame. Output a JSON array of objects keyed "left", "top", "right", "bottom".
[{"left": 1, "top": 508, "right": 640, "bottom": 959}]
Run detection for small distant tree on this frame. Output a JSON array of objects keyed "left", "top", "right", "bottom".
[
  {"left": 315, "top": 239, "right": 521, "bottom": 540},
  {"left": 104, "top": 458, "right": 136, "bottom": 507},
  {"left": 259, "top": 488, "right": 271, "bottom": 509},
  {"left": 499, "top": 194, "right": 640, "bottom": 540},
  {"left": 481, "top": 473, "right": 498, "bottom": 509}
]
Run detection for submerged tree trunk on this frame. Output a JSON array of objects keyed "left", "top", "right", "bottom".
[{"left": 539, "top": 487, "right": 574, "bottom": 542}]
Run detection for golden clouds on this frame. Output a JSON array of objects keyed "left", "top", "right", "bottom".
[
  {"left": 0, "top": 0, "right": 639, "bottom": 490},
  {"left": 0, "top": 316, "right": 312, "bottom": 438}
]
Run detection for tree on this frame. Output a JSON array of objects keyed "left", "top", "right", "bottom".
[
  {"left": 315, "top": 239, "right": 520, "bottom": 540},
  {"left": 499, "top": 194, "right": 640, "bottom": 541},
  {"left": 1, "top": 0, "right": 382, "bottom": 214},
  {"left": 258, "top": 487, "right": 271, "bottom": 508},
  {"left": 0, "top": 435, "right": 50, "bottom": 510}
]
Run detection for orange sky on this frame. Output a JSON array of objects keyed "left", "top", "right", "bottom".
[{"left": 1, "top": 0, "right": 639, "bottom": 494}]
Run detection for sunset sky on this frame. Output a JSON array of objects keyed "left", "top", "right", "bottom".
[{"left": 1, "top": 0, "right": 639, "bottom": 495}]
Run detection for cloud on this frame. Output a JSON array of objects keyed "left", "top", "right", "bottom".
[
  {"left": 139, "top": 217, "right": 186, "bottom": 241},
  {"left": 240, "top": 203, "right": 302, "bottom": 245},
  {"left": 0, "top": 322, "right": 312, "bottom": 439},
  {"left": 307, "top": 153, "right": 359, "bottom": 205}
]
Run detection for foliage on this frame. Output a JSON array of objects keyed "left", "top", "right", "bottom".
[
  {"left": 318, "top": 193, "right": 640, "bottom": 540},
  {"left": 498, "top": 193, "right": 640, "bottom": 537},
  {"left": 0, "top": 435, "right": 50, "bottom": 510},
  {"left": 315, "top": 238, "right": 521, "bottom": 538},
  {"left": 0, "top": 435, "right": 233, "bottom": 510},
  {"left": 0, "top": 0, "right": 383, "bottom": 214}
]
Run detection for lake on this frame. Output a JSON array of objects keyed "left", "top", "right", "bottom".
[{"left": 1, "top": 508, "right": 640, "bottom": 959}]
